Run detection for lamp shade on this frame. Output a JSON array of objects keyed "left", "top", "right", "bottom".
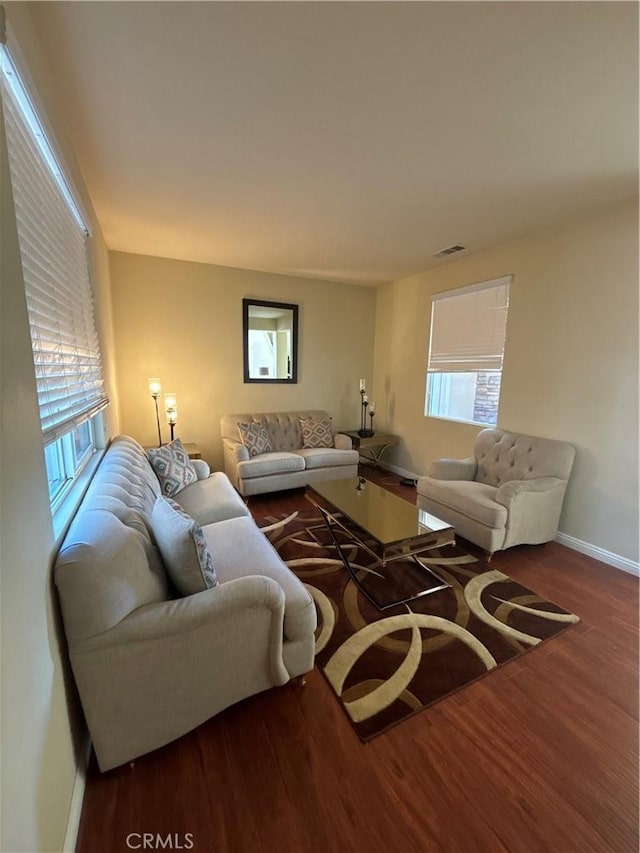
[
  {"left": 148, "top": 377, "right": 162, "bottom": 396},
  {"left": 164, "top": 392, "right": 177, "bottom": 410}
]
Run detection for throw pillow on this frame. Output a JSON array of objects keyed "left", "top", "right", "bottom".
[
  {"left": 300, "top": 416, "right": 334, "bottom": 449},
  {"left": 147, "top": 438, "right": 197, "bottom": 497},
  {"left": 237, "top": 421, "right": 273, "bottom": 457},
  {"left": 151, "top": 497, "right": 218, "bottom": 595}
]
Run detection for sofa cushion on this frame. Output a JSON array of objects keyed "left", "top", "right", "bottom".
[
  {"left": 237, "top": 451, "right": 306, "bottom": 480},
  {"left": 300, "top": 416, "right": 333, "bottom": 449},
  {"left": 151, "top": 497, "right": 218, "bottom": 595},
  {"left": 237, "top": 421, "right": 273, "bottom": 457},
  {"left": 203, "top": 515, "right": 316, "bottom": 642},
  {"left": 295, "top": 448, "right": 360, "bottom": 470},
  {"left": 417, "top": 477, "right": 507, "bottom": 529},
  {"left": 173, "top": 471, "right": 249, "bottom": 526},
  {"left": 147, "top": 439, "right": 197, "bottom": 497}
]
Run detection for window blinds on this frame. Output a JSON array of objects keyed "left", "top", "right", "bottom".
[
  {"left": 427, "top": 276, "right": 511, "bottom": 373},
  {"left": 1, "top": 48, "right": 108, "bottom": 444}
]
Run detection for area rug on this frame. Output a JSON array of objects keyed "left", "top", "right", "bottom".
[{"left": 259, "top": 510, "right": 579, "bottom": 741}]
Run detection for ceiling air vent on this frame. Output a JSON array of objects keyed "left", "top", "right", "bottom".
[{"left": 433, "top": 244, "right": 466, "bottom": 258}]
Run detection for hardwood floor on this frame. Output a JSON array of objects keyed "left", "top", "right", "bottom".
[{"left": 76, "top": 465, "right": 639, "bottom": 853}]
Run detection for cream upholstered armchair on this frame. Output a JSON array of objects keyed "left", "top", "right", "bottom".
[{"left": 416, "top": 429, "right": 575, "bottom": 556}]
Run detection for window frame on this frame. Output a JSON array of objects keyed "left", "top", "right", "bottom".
[
  {"left": 47, "top": 415, "right": 102, "bottom": 512},
  {"left": 425, "top": 276, "right": 511, "bottom": 427}
]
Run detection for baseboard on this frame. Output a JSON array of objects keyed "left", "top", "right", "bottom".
[
  {"left": 555, "top": 532, "right": 640, "bottom": 576},
  {"left": 363, "top": 458, "right": 420, "bottom": 482},
  {"left": 63, "top": 735, "right": 91, "bottom": 853}
]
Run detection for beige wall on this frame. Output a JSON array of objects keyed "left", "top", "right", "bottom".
[
  {"left": 110, "top": 251, "right": 376, "bottom": 469},
  {"left": 373, "top": 200, "right": 639, "bottom": 563},
  {"left": 0, "top": 5, "right": 119, "bottom": 852}
]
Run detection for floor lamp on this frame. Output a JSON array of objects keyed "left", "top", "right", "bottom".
[
  {"left": 148, "top": 378, "right": 163, "bottom": 447},
  {"left": 165, "top": 393, "right": 177, "bottom": 442}
]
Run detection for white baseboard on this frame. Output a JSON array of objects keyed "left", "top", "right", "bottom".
[
  {"left": 63, "top": 736, "right": 91, "bottom": 853},
  {"left": 554, "top": 532, "right": 639, "bottom": 576}
]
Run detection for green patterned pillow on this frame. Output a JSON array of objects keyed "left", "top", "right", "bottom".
[
  {"left": 237, "top": 421, "right": 273, "bottom": 457},
  {"left": 147, "top": 438, "right": 197, "bottom": 497},
  {"left": 151, "top": 497, "right": 217, "bottom": 595},
  {"left": 300, "top": 416, "right": 334, "bottom": 449}
]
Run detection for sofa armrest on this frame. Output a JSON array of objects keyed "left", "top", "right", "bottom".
[
  {"left": 496, "top": 476, "right": 568, "bottom": 549},
  {"left": 191, "top": 459, "right": 210, "bottom": 480},
  {"left": 429, "top": 456, "right": 477, "bottom": 481},
  {"left": 223, "top": 437, "right": 249, "bottom": 488},
  {"left": 75, "top": 575, "right": 285, "bottom": 649},
  {"left": 495, "top": 476, "right": 566, "bottom": 509},
  {"left": 70, "top": 576, "right": 290, "bottom": 771},
  {"left": 334, "top": 433, "right": 352, "bottom": 450}
]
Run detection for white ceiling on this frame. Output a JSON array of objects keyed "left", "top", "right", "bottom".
[{"left": 30, "top": 1, "right": 638, "bottom": 286}]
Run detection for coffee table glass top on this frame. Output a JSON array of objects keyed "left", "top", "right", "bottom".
[
  {"left": 307, "top": 477, "right": 455, "bottom": 610},
  {"left": 307, "top": 477, "right": 452, "bottom": 551}
]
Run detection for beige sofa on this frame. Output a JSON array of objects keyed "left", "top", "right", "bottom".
[
  {"left": 417, "top": 428, "right": 575, "bottom": 555},
  {"left": 221, "top": 410, "right": 359, "bottom": 496},
  {"left": 54, "top": 435, "right": 316, "bottom": 771}
]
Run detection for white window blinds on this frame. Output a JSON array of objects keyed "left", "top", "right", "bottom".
[
  {"left": 427, "top": 276, "right": 511, "bottom": 373},
  {"left": 0, "top": 46, "right": 108, "bottom": 444}
]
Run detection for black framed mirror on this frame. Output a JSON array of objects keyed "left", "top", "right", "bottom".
[{"left": 242, "top": 298, "right": 299, "bottom": 383}]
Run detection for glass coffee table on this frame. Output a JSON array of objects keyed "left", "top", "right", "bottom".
[{"left": 307, "top": 477, "right": 455, "bottom": 610}]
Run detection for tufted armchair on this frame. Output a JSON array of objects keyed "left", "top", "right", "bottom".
[{"left": 416, "top": 429, "right": 575, "bottom": 556}]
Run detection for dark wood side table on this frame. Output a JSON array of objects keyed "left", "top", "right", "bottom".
[{"left": 339, "top": 431, "right": 399, "bottom": 470}]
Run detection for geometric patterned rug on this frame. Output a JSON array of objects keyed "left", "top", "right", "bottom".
[{"left": 259, "top": 510, "right": 580, "bottom": 741}]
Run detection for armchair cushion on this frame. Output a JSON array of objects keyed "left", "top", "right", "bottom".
[
  {"left": 147, "top": 438, "right": 198, "bottom": 497},
  {"left": 299, "top": 416, "right": 333, "bottom": 449},
  {"left": 419, "top": 477, "right": 507, "bottom": 529},
  {"left": 151, "top": 497, "right": 218, "bottom": 595}
]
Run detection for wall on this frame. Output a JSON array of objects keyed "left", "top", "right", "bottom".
[
  {"left": 373, "top": 200, "right": 639, "bottom": 565},
  {"left": 0, "top": 5, "right": 119, "bottom": 852},
  {"left": 109, "top": 251, "right": 377, "bottom": 469}
]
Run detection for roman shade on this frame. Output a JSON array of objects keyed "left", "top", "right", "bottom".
[
  {"left": 427, "top": 276, "right": 512, "bottom": 373},
  {"left": 0, "top": 44, "right": 108, "bottom": 444}
]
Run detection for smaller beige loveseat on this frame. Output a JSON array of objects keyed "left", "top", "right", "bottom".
[
  {"left": 221, "top": 410, "right": 359, "bottom": 496},
  {"left": 417, "top": 428, "right": 575, "bottom": 555}
]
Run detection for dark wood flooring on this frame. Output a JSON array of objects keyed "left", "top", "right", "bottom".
[{"left": 76, "top": 465, "right": 639, "bottom": 853}]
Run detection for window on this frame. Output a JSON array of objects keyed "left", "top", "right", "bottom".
[
  {"left": 425, "top": 276, "right": 511, "bottom": 426},
  {"left": 0, "top": 42, "right": 108, "bottom": 506}
]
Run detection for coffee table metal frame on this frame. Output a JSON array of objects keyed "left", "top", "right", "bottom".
[{"left": 307, "top": 480, "right": 455, "bottom": 611}]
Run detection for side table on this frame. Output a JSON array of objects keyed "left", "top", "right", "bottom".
[{"left": 339, "top": 431, "right": 399, "bottom": 471}]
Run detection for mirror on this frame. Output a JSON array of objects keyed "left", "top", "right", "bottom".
[{"left": 243, "top": 299, "right": 299, "bottom": 383}]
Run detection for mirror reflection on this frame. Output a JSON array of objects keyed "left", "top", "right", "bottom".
[{"left": 243, "top": 299, "right": 298, "bottom": 383}]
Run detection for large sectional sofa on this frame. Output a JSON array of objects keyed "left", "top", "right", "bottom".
[
  {"left": 221, "top": 409, "right": 359, "bottom": 496},
  {"left": 54, "top": 435, "right": 316, "bottom": 771}
]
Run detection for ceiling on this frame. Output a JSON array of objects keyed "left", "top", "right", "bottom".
[{"left": 30, "top": 1, "right": 638, "bottom": 286}]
